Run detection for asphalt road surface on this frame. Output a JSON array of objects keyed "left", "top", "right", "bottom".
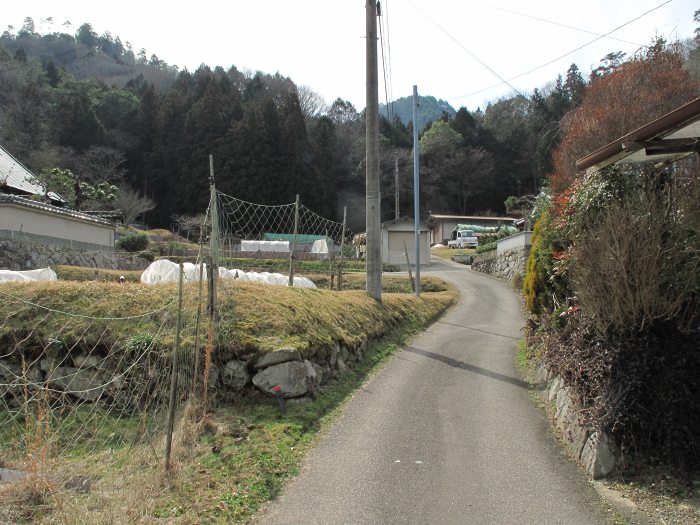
[{"left": 256, "top": 259, "right": 610, "bottom": 525}]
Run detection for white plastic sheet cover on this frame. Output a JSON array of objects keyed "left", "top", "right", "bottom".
[
  {"left": 0, "top": 268, "right": 57, "bottom": 283},
  {"left": 240, "top": 240, "right": 290, "bottom": 253},
  {"left": 141, "top": 260, "right": 316, "bottom": 289},
  {"left": 140, "top": 260, "right": 207, "bottom": 284},
  {"left": 311, "top": 239, "right": 329, "bottom": 254}
]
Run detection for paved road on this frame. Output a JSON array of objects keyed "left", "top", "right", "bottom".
[{"left": 256, "top": 260, "right": 609, "bottom": 524}]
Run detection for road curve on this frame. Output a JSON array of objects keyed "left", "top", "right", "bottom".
[{"left": 255, "top": 259, "right": 609, "bottom": 524}]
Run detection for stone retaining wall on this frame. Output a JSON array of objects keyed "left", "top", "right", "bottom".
[
  {"left": 534, "top": 363, "right": 617, "bottom": 479},
  {"left": 471, "top": 247, "right": 529, "bottom": 281},
  {"left": 0, "top": 336, "right": 376, "bottom": 409},
  {"left": 0, "top": 238, "right": 150, "bottom": 271}
]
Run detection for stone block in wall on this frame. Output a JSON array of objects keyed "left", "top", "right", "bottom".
[
  {"left": 581, "top": 431, "right": 617, "bottom": 479},
  {"left": 221, "top": 360, "right": 250, "bottom": 390},
  {"left": 254, "top": 348, "right": 302, "bottom": 370},
  {"left": 47, "top": 366, "right": 106, "bottom": 401},
  {"left": 252, "top": 361, "right": 308, "bottom": 398},
  {"left": 304, "top": 359, "right": 321, "bottom": 394},
  {"left": 549, "top": 377, "right": 564, "bottom": 402}
]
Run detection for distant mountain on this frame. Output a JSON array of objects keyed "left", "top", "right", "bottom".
[{"left": 380, "top": 95, "right": 456, "bottom": 131}]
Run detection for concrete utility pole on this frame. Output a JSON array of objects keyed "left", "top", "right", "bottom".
[
  {"left": 366, "top": 0, "right": 382, "bottom": 301},
  {"left": 394, "top": 151, "right": 399, "bottom": 220},
  {"left": 413, "top": 85, "right": 420, "bottom": 297}
]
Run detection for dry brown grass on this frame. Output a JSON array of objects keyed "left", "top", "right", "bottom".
[
  {"left": 53, "top": 265, "right": 143, "bottom": 283},
  {"left": 0, "top": 275, "right": 456, "bottom": 523},
  {"left": 570, "top": 189, "right": 699, "bottom": 334}
]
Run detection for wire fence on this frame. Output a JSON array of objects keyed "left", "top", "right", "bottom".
[
  {"left": 0, "top": 271, "right": 203, "bottom": 523},
  {"left": 0, "top": 186, "right": 357, "bottom": 522}
]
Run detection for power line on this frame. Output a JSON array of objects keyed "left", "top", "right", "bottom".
[
  {"left": 378, "top": 2, "right": 392, "bottom": 121},
  {"left": 384, "top": 0, "right": 395, "bottom": 111},
  {"left": 450, "top": 0, "right": 674, "bottom": 103},
  {"left": 465, "top": 0, "right": 645, "bottom": 48},
  {"left": 407, "top": 0, "right": 526, "bottom": 99}
]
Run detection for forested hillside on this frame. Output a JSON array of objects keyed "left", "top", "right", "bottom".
[
  {"left": 1, "top": 17, "right": 697, "bottom": 232},
  {"left": 380, "top": 94, "right": 456, "bottom": 131}
]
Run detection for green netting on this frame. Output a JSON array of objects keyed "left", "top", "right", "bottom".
[
  {"left": 453, "top": 224, "right": 518, "bottom": 236},
  {"left": 263, "top": 233, "right": 331, "bottom": 245}
]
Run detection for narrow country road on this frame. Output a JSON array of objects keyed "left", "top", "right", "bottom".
[{"left": 256, "top": 259, "right": 610, "bottom": 524}]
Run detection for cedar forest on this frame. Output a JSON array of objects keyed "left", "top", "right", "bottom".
[{"left": 0, "top": 16, "right": 698, "bottom": 233}]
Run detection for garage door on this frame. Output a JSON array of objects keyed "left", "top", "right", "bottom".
[{"left": 388, "top": 232, "right": 419, "bottom": 265}]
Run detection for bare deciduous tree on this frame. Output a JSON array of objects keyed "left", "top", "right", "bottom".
[
  {"left": 296, "top": 85, "right": 327, "bottom": 121},
  {"left": 75, "top": 146, "right": 126, "bottom": 183},
  {"left": 113, "top": 185, "right": 155, "bottom": 226}
]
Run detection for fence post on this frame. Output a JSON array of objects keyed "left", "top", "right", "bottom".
[
  {"left": 288, "top": 194, "right": 300, "bottom": 287},
  {"left": 192, "top": 211, "right": 208, "bottom": 397},
  {"left": 165, "top": 262, "right": 185, "bottom": 474},
  {"left": 402, "top": 239, "right": 415, "bottom": 292},
  {"left": 204, "top": 157, "right": 218, "bottom": 407},
  {"left": 338, "top": 206, "right": 347, "bottom": 291},
  {"left": 191, "top": 256, "right": 205, "bottom": 398}
]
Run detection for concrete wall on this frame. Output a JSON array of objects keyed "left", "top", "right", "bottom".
[
  {"left": 497, "top": 231, "right": 532, "bottom": 255},
  {"left": 0, "top": 201, "right": 114, "bottom": 250}
]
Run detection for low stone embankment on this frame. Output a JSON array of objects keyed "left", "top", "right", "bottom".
[
  {"left": 0, "top": 238, "right": 149, "bottom": 271},
  {"left": 533, "top": 363, "right": 617, "bottom": 479},
  {"left": 471, "top": 248, "right": 528, "bottom": 281},
  {"left": 0, "top": 336, "right": 376, "bottom": 408}
]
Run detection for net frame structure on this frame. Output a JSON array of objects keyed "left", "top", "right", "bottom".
[{"left": 213, "top": 189, "right": 354, "bottom": 283}]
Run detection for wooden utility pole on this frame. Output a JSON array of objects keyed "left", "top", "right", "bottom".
[{"left": 366, "top": 0, "right": 382, "bottom": 301}]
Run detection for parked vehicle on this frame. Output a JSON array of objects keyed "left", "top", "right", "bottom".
[{"left": 447, "top": 229, "right": 478, "bottom": 249}]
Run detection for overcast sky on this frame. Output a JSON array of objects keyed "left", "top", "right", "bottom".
[{"left": 4, "top": 0, "right": 698, "bottom": 112}]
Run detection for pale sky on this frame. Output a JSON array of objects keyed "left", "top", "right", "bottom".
[{"left": 4, "top": 1, "right": 698, "bottom": 112}]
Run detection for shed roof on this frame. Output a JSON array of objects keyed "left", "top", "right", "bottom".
[
  {"left": 576, "top": 97, "right": 700, "bottom": 172},
  {"left": 0, "top": 145, "right": 44, "bottom": 195},
  {"left": 381, "top": 216, "right": 430, "bottom": 230},
  {"left": 0, "top": 193, "right": 113, "bottom": 227},
  {"left": 0, "top": 145, "right": 64, "bottom": 202},
  {"left": 428, "top": 213, "right": 516, "bottom": 222}
]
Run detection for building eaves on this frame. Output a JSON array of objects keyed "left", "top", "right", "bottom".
[
  {"left": 0, "top": 193, "right": 114, "bottom": 227},
  {"left": 576, "top": 97, "right": 700, "bottom": 172}
]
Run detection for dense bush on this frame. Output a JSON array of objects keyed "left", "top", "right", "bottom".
[
  {"left": 527, "top": 161, "right": 700, "bottom": 469},
  {"left": 117, "top": 232, "right": 149, "bottom": 252},
  {"left": 475, "top": 242, "right": 496, "bottom": 254}
]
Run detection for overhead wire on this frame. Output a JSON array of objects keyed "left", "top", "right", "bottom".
[
  {"left": 407, "top": 0, "right": 526, "bottom": 99},
  {"left": 449, "top": 0, "right": 675, "bottom": 102},
  {"left": 378, "top": 1, "right": 393, "bottom": 122},
  {"left": 384, "top": 0, "right": 395, "bottom": 113},
  {"left": 464, "top": 0, "right": 645, "bottom": 48}
]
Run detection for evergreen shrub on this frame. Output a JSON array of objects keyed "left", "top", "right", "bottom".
[{"left": 117, "top": 232, "right": 149, "bottom": 252}]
